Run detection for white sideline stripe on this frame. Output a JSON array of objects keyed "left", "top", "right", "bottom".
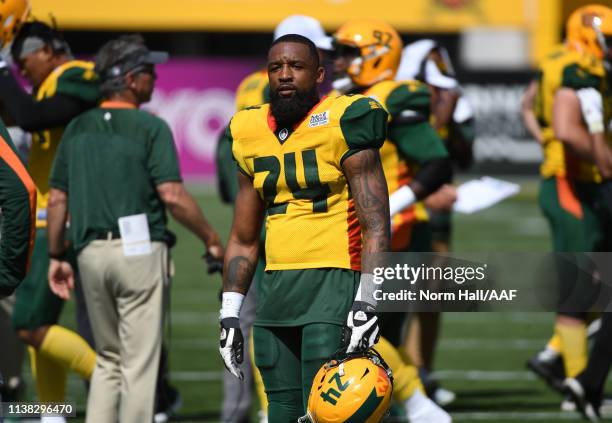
[
  {"left": 450, "top": 412, "right": 582, "bottom": 421},
  {"left": 439, "top": 338, "right": 543, "bottom": 350},
  {"left": 167, "top": 369, "right": 536, "bottom": 383},
  {"left": 431, "top": 370, "right": 536, "bottom": 381},
  {"left": 389, "top": 412, "right": 583, "bottom": 421},
  {"left": 170, "top": 311, "right": 218, "bottom": 325},
  {"left": 172, "top": 339, "right": 218, "bottom": 349},
  {"left": 170, "top": 371, "right": 223, "bottom": 381},
  {"left": 169, "top": 337, "right": 544, "bottom": 352},
  {"left": 444, "top": 313, "right": 554, "bottom": 324}
]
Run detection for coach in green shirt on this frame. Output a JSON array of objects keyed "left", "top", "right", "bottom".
[{"left": 46, "top": 35, "right": 224, "bottom": 423}]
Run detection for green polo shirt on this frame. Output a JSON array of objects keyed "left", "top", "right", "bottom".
[{"left": 49, "top": 103, "right": 181, "bottom": 252}]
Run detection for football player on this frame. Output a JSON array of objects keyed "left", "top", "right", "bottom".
[
  {"left": 219, "top": 33, "right": 392, "bottom": 422},
  {"left": 0, "top": 117, "right": 37, "bottom": 407},
  {"left": 0, "top": 0, "right": 31, "bottom": 404},
  {"left": 563, "top": 8, "right": 612, "bottom": 420},
  {"left": 0, "top": 19, "right": 99, "bottom": 416},
  {"left": 332, "top": 19, "right": 453, "bottom": 422},
  {"left": 395, "top": 38, "right": 474, "bottom": 407},
  {"left": 216, "top": 15, "right": 333, "bottom": 423},
  {"left": 521, "top": 5, "right": 612, "bottom": 407}
]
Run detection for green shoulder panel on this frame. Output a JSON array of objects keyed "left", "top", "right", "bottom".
[
  {"left": 56, "top": 65, "right": 100, "bottom": 104},
  {"left": 561, "top": 63, "right": 602, "bottom": 90},
  {"left": 385, "top": 81, "right": 431, "bottom": 118},
  {"left": 339, "top": 97, "right": 388, "bottom": 153}
]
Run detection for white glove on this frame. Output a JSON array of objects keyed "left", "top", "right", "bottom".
[
  {"left": 219, "top": 292, "right": 245, "bottom": 380},
  {"left": 576, "top": 88, "right": 604, "bottom": 134},
  {"left": 219, "top": 317, "right": 244, "bottom": 380},
  {"left": 343, "top": 301, "right": 380, "bottom": 353}
]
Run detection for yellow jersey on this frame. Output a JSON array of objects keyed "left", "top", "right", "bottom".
[
  {"left": 364, "top": 80, "right": 448, "bottom": 249},
  {"left": 230, "top": 94, "right": 388, "bottom": 271},
  {"left": 234, "top": 69, "right": 269, "bottom": 112},
  {"left": 29, "top": 60, "right": 99, "bottom": 227},
  {"left": 535, "top": 44, "right": 608, "bottom": 182}
]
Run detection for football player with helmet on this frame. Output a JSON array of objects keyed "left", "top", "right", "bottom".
[
  {"left": 521, "top": 4, "right": 612, "bottom": 415},
  {"left": 332, "top": 19, "right": 453, "bottom": 422},
  {"left": 561, "top": 7, "right": 612, "bottom": 421}
]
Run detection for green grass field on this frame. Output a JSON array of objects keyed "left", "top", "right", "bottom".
[{"left": 17, "top": 176, "right": 606, "bottom": 422}]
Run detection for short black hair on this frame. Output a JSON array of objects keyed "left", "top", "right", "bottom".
[
  {"left": 270, "top": 34, "right": 320, "bottom": 68},
  {"left": 11, "top": 21, "right": 69, "bottom": 62}
]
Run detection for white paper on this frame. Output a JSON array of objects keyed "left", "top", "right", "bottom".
[
  {"left": 118, "top": 213, "right": 152, "bottom": 256},
  {"left": 453, "top": 176, "right": 520, "bottom": 214}
]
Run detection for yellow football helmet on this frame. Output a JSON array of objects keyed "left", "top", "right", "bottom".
[
  {"left": 0, "top": 0, "right": 30, "bottom": 48},
  {"left": 333, "top": 19, "right": 403, "bottom": 89},
  {"left": 566, "top": 4, "right": 612, "bottom": 59},
  {"left": 303, "top": 350, "right": 393, "bottom": 423}
]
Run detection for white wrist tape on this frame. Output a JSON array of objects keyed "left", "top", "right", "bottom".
[
  {"left": 355, "top": 273, "right": 378, "bottom": 308},
  {"left": 220, "top": 292, "right": 245, "bottom": 319},
  {"left": 389, "top": 185, "right": 417, "bottom": 218}
]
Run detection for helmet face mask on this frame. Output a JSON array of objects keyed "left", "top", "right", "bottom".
[
  {"left": 332, "top": 20, "right": 403, "bottom": 92},
  {"left": 304, "top": 349, "right": 393, "bottom": 423}
]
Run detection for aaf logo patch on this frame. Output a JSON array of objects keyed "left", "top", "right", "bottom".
[{"left": 309, "top": 111, "right": 329, "bottom": 128}]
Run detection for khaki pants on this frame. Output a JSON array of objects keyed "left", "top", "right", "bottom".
[{"left": 78, "top": 240, "right": 167, "bottom": 423}]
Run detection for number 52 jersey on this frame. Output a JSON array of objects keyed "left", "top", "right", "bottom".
[{"left": 229, "top": 94, "right": 388, "bottom": 271}]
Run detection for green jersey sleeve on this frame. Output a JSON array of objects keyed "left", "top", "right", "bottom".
[
  {"left": 339, "top": 97, "right": 388, "bottom": 163},
  {"left": 147, "top": 117, "right": 182, "bottom": 185},
  {"left": 386, "top": 81, "right": 432, "bottom": 120},
  {"left": 561, "top": 63, "right": 602, "bottom": 90},
  {"left": 389, "top": 121, "right": 448, "bottom": 164},
  {"left": 56, "top": 66, "right": 100, "bottom": 104}
]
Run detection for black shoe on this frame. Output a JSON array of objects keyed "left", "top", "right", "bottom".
[
  {"left": 0, "top": 377, "right": 24, "bottom": 402},
  {"left": 563, "top": 377, "right": 600, "bottom": 422},
  {"left": 526, "top": 352, "right": 565, "bottom": 393},
  {"left": 154, "top": 385, "right": 182, "bottom": 423}
]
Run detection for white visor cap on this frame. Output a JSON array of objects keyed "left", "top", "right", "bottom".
[{"left": 274, "top": 15, "right": 333, "bottom": 51}]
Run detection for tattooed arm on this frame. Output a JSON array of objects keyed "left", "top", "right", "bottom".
[
  {"left": 219, "top": 171, "right": 264, "bottom": 379},
  {"left": 341, "top": 148, "right": 390, "bottom": 352},
  {"left": 342, "top": 148, "right": 391, "bottom": 273},
  {"left": 222, "top": 171, "right": 265, "bottom": 295}
]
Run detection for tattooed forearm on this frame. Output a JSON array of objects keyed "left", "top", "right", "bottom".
[
  {"left": 224, "top": 255, "right": 256, "bottom": 294},
  {"left": 343, "top": 149, "right": 391, "bottom": 272}
]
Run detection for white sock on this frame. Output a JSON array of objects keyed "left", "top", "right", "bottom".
[
  {"left": 538, "top": 347, "right": 560, "bottom": 362},
  {"left": 405, "top": 390, "right": 452, "bottom": 423}
]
